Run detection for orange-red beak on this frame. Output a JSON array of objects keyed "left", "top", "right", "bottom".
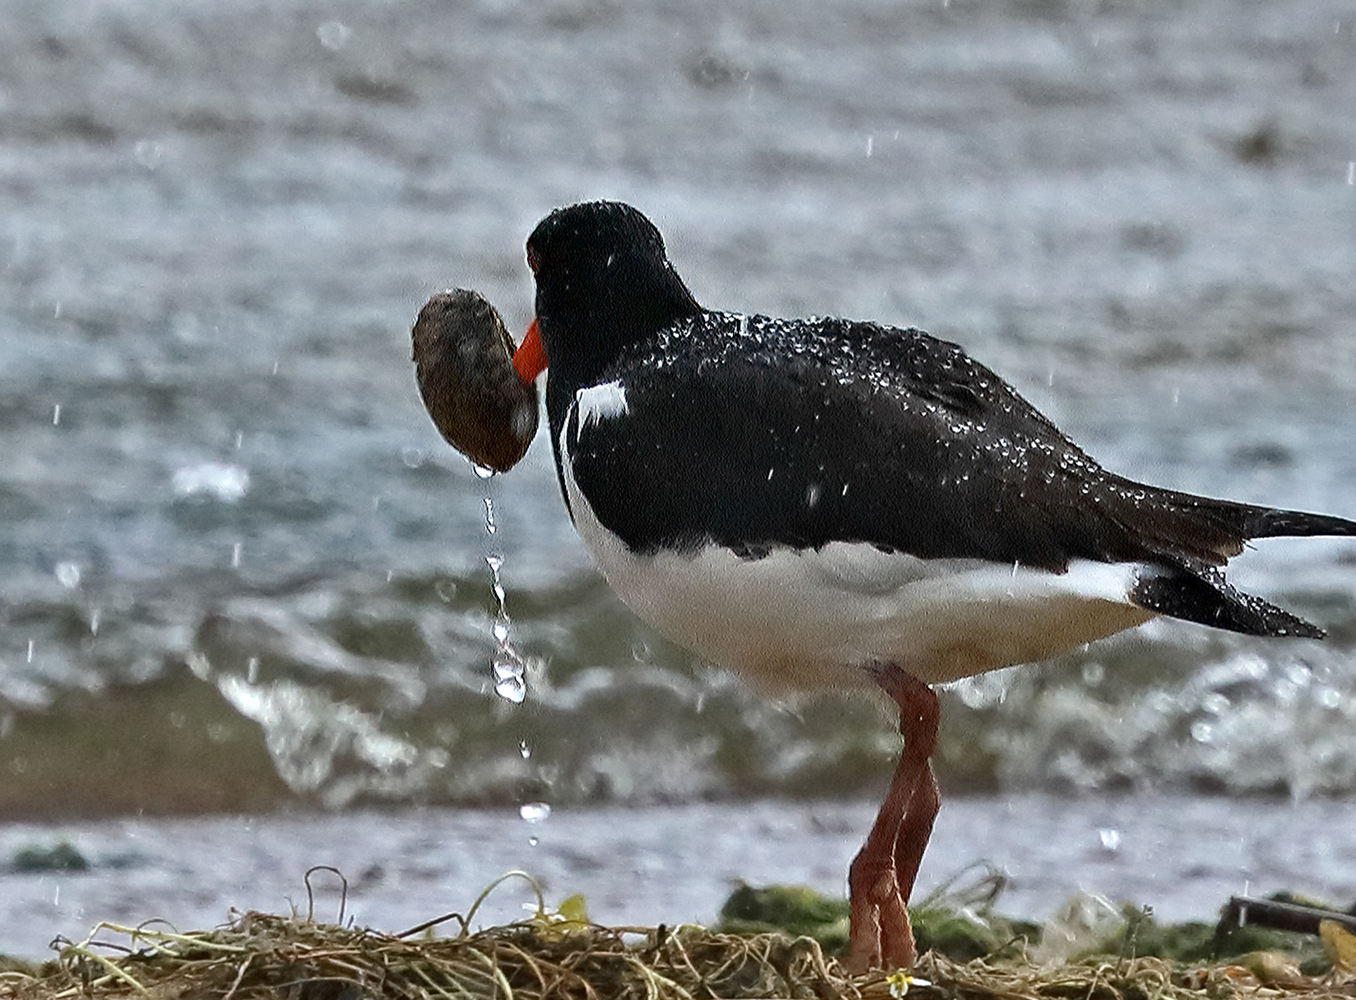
[{"left": 513, "top": 317, "right": 548, "bottom": 384}]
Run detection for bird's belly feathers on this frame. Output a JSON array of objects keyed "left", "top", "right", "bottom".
[{"left": 562, "top": 451, "right": 1155, "bottom": 694}]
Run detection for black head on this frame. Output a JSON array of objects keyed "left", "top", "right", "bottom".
[{"left": 525, "top": 201, "right": 702, "bottom": 394}]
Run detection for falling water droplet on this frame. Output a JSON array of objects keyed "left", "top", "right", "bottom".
[
  {"left": 54, "top": 562, "right": 81, "bottom": 589},
  {"left": 52, "top": 404, "right": 61, "bottom": 426},
  {"left": 519, "top": 801, "right": 551, "bottom": 823},
  {"left": 316, "top": 19, "right": 352, "bottom": 50},
  {"left": 493, "top": 669, "right": 526, "bottom": 704},
  {"left": 484, "top": 496, "right": 497, "bottom": 534},
  {"left": 26, "top": 639, "right": 34, "bottom": 663},
  {"left": 518, "top": 740, "right": 531, "bottom": 759},
  {"left": 473, "top": 463, "right": 495, "bottom": 480},
  {"left": 133, "top": 140, "right": 163, "bottom": 170},
  {"left": 435, "top": 580, "right": 457, "bottom": 603},
  {"left": 231, "top": 542, "right": 243, "bottom": 568},
  {"left": 247, "top": 656, "right": 260, "bottom": 684}
]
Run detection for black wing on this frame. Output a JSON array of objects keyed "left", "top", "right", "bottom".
[{"left": 569, "top": 317, "right": 1284, "bottom": 567}]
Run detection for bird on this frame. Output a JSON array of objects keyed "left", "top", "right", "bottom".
[{"left": 508, "top": 199, "right": 1356, "bottom": 972}]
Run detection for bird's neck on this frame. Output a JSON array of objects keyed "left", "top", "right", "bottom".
[{"left": 541, "top": 274, "right": 701, "bottom": 424}]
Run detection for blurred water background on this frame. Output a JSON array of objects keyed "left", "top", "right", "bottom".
[{"left": 2, "top": 0, "right": 1355, "bottom": 961}]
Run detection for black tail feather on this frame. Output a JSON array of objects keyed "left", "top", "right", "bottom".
[
  {"left": 1244, "top": 507, "right": 1356, "bottom": 541},
  {"left": 1131, "top": 563, "right": 1326, "bottom": 639}
]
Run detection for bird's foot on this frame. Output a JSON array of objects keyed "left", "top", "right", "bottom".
[{"left": 846, "top": 856, "right": 917, "bottom": 972}]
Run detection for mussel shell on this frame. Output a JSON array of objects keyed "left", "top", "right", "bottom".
[{"left": 412, "top": 289, "right": 539, "bottom": 473}]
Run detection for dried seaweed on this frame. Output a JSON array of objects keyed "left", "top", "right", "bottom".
[{"left": 2, "top": 873, "right": 1353, "bottom": 1000}]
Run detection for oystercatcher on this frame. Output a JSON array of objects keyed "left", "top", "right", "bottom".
[{"left": 510, "top": 200, "right": 1356, "bottom": 971}]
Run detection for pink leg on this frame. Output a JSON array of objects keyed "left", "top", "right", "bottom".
[{"left": 846, "top": 663, "right": 941, "bottom": 972}]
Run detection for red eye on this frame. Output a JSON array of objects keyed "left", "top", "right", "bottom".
[{"left": 526, "top": 246, "right": 539, "bottom": 274}]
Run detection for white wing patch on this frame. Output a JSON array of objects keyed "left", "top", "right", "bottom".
[{"left": 575, "top": 380, "right": 629, "bottom": 433}]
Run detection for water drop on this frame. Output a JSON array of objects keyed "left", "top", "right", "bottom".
[
  {"left": 172, "top": 461, "right": 249, "bottom": 502},
  {"left": 528, "top": 835, "right": 539, "bottom": 847},
  {"left": 401, "top": 447, "right": 424, "bottom": 468},
  {"left": 518, "top": 740, "right": 531, "bottom": 759},
  {"left": 1190, "top": 719, "right": 1215, "bottom": 743},
  {"left": 484, "top": 497, "right": 497, "bottom": 534},
  {"left": 519, "top": 801, "right": 551, "bottom": 823},
  {"left": 133, "top": 140, "right": 163, "bottom": 170},
  {"left": 493, "top": 621, "right": 510, "bottom": 644},
  {"left": 247, "top": 656, "right": 260, "bottom": 684},
  {"left": 26, "top": 639, "right": 34, "bottom": 663},
  {"left": 187, "top": 651, "right": 211, "bottom": 680},
  {"left": 52, "top": 404, "right": 61, "bottom": 426},
  {"left": 1201, "top": 692, "right": 1230, "bottom": 714},
  {"left": 435, "top": 580, "right": 457, "bottom": 603},
  {"left": 494, "top": 671, "right": 526, "bottom": 704},
  {"left": 54, "top": 562, "right": 81, "bottom": 589},
  {"left": 316, "top": 20, "right": 352, "bottom": 50},
  {"left": 231, "top": 542, "right": 243, "bottom": 568},
  {"left": 1097, "top": 828, "right": 1122, "bottom": 853},
  {"left": 473, "top": 463, "right": 495, "bottom": 480},
  {"left": 493, "top": 651, "right": 527, "bottom": 704}
]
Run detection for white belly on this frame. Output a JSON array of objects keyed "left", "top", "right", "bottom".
[{"left": 560, "top": 423, "right": 1155, "bottom": 695}]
